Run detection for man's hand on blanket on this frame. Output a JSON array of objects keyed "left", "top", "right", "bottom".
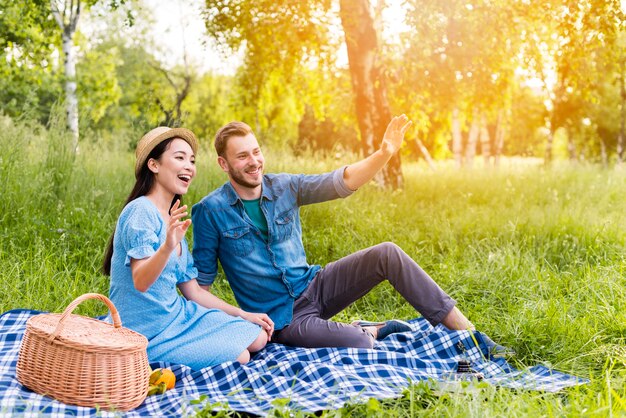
[{"left": 240, "top": 311, "right": 274, "bottom": 340}]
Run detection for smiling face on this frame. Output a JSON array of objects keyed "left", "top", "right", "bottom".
[
  {"left": 217, "top": 133, "right": 264, "bottom": 198},
  {"left": 148, "top": 138, "right": 196, "bottom": 197}
]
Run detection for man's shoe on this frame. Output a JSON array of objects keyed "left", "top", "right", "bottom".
[
  {"left": 481, "top": 334, "right": 516, "bottom": 358},
  {"left": 352, "top": 319, "right": 413, "bottom": 340}
]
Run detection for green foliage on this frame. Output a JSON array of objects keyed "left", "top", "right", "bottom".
[
  {"left": 295, "top": 105, "right": 359, "bottom": 155},
  {"left": 76, "top": 38, "right": 123, "bottom": 126},
  {"left": 507, "top": 86, "right": 549, "bottom": 157},
  {"left": 2, "top": 0, "right": 624, "bottom": 160},
  {"left": 0, "top": 0, "right": 59, "bottom": 53},
  {"left": 184, "top": 73, "right": 235, "bottom": 142},
  {"left": 0, "top": 0, "right": 62, "bottom": 124},
  {"left": 203, "top": 0, "right": 347, "bottom": 147}
]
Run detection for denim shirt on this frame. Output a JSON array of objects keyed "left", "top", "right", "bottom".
[{"left": 191, "top": 168, "right": 353, "bottom": 330}]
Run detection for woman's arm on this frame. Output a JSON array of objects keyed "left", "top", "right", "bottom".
[
  {"left": 178, "top": 279, "right": 275, "bottom": 339},
  {"left": 130, "top": 201, "right": 190, "bottom": 292}
]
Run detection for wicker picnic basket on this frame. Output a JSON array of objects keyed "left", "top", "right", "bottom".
[{"left": 16, "top": 293, "right": 151, "bottom": 411}]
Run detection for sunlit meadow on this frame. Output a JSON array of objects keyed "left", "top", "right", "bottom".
[{"left": 1, "top": 119, "right": 625, "bottom": 416}]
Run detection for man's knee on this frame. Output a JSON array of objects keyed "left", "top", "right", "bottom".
[{"left": 372, "top": 241, "right": 403, "bottom": 259}]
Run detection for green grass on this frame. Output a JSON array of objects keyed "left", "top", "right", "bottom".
[{"left": 1, "top": 118, "right": 626, "bottom": 416}]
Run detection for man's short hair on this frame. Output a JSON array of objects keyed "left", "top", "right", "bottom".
[{"left": 215, "top": 121, "right": 253, "bottom": 157}]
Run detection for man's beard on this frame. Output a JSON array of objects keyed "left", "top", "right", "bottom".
[{"left": 230, "top": 166, "right": 263, "bottom": 189}]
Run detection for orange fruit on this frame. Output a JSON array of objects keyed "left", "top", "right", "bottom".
[{"left": 153, "top": 368, "right": 176, "bottom": 390}]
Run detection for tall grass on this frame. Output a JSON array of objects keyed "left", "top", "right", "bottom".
[{"left": 1, "top": 118, "right": 625, "bottom": 416}]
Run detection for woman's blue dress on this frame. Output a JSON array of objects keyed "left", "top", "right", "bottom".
[{"left": 109, "top": 196, "right": 261, "bottom": 369}]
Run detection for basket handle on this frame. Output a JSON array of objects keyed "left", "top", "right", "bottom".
[{"left": 48, "top": 293, "right": 122, "bottom": 342}]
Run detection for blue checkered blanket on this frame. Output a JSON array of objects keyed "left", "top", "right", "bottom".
[{"left": 0, "top": 309, "right": 586, "bottom": 416}]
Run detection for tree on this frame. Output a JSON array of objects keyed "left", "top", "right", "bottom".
[
  {"left": 0, "top": 0, "right": 62, "bottom": 124},
  {"left": 523, "top": 0, "right": 625, "bottom": 165},
  {"left": 339, "top": 0, "right": 401, "bottom": 187},
  {"left": 50, "top": 0, "right": 83, "bottom": 151},
  {"left": 204, "top": 0, "right": 405, "bottom": 188},
  {"left": 50, "top": 0, "right": 130, "bottom": 152},
  {"left": 402, "top": 0, "right": 523, "bottom": 168},
  {"left": 150, "top": 60, "right": 193, "bottom": 128}
]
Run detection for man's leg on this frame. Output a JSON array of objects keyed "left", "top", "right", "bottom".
[
  {"left": 314, "top": 242, "right": 460, "bottom": 327},
  {"left": 273, "top": 280, "right": 376, "bottom": 349},
  {"left": 274, "top": 242, "right": 468, "bottom": 349}
]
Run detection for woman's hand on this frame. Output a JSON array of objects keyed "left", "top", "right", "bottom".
[
  {"left": 131, "top": 200, "right": 192, "bottom": 293},
  {"left": 179, "top": 280, "right": 275, "bottom": 340},
  {"left": 164, "top": 199, "right": 191, "bottom": 252},
  {"left": 240, "top": 311, "right": 275, "bottom": 340}
]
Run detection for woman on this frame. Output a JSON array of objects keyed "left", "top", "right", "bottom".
[{"left": 103, "top": 126, "right": 272, "bottom": 369}]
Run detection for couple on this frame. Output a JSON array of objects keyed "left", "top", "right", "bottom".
[{"left": 103, "top": 116, "right": 507, "bottom": 370}]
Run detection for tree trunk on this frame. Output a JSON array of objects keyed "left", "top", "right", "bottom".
[
  {"left": 153, "top": 66, "right": 192, "bottom": 127},
  {"left": 545, "top": 122, "right": 554, "bottom": 166},
  {"left": 480, "top": 113, "right": 491, "bottom": 167},
  {"left": 339, "top": 0, "right": 402, "bottom": 189},
  {"left": 51, "top": 0, "right": 81, "bottom": 154},
  {"left": 414, "top": 138, "right": 436, "bottom": 172},
  {"left": 465, "top": 108, "right": 480, "bottom": 168},
  {"left": 451, "top": 107, "right": 463, "bottom": 168},
  {"left": 62, "top": 32, "right": 79, "bottom": 152},
  {"left": 566, "top": 127, "right": 577, "bottom": 162},
  {"left": 494, "top": 109, "right": 506, "bottom": 167},
  {"left": 618, "top": 62, "right": 625, "bottom": 167},
  {"left": 600, "top": 138, "right": 608, "bottom": 168}
]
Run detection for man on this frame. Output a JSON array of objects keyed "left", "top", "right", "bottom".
[{"left": 192, "top": 115, "right": 508, "bottom": 352}]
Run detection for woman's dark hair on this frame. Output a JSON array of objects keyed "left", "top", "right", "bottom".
[{"left": 102, "top": 138, "right": 182, "bottom": 275}]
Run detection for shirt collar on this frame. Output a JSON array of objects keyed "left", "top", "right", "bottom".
[
  {"left": 261, "top": 176, "right": 274, "bottom": 201},
  {"left": 224, "top": 177, "right": 274, "bottom": 206}
]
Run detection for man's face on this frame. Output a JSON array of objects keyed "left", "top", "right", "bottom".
[{"left": 218, "top": 133, "right": 265, "bottom": 189}]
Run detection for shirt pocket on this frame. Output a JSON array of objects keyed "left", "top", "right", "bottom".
[
  {"left": 274, "top": 209, "right": 295, "bottom": 242},
  {"left": 222, "top": 225, "right": 253, "bottom": 256}
]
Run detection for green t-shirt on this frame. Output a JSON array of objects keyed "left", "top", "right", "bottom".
[{"left": 241, "top": 198, "right": 269, "bottom": 241}]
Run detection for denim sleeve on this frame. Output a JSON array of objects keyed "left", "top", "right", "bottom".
[
  {"left": 191, "top": 201, "right": 219, "bottom": 286},
  {"left": 295, "top": 166, "right": 354, "bottom": 206}
]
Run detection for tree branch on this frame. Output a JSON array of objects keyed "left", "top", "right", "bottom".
[
  {"left": 147, "top": 61, "right": 179, "bottom": 91},
  {"left": 69, "top": 0, "right": 81, "bottom": 33},
  {"left": 50, "top": 0, "right": 65, "bottom": 30}
]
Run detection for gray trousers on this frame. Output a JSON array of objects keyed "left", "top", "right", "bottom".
[{"left": 273, "top": 242, "right": 457, "bottom": 349}]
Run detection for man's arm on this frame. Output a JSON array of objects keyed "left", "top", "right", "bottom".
[
  {"left": 343, "top": 115, "right": 412, "bottom": 191},
  {"left": 190, "top": 201, "right": 219, "bottom": 289}
]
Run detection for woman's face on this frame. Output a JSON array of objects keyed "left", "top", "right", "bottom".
[{"left": 149, "top": 138, "right": 196, "bottom": 196}]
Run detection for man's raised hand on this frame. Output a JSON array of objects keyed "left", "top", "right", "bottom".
[{"left": 380, "top": 114, "right": 412, "bottom": 157}]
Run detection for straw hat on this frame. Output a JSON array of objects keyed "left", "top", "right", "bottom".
[{"left": 135, "top": 127, "right": 199, "bottom": 177}]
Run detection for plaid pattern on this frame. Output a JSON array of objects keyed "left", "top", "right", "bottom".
[{"left": 0, "top": 310, "right": 587, "bottom": 416}]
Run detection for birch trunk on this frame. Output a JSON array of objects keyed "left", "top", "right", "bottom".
[
  {"left": 451, "top": 108, "right": 463, "bottom": 168},
  {"left": 465, "top": 108, "right": 480, "bottom": 169},
  {"left": 62, "top": 32, "right": 79, "bottom": 152},
  {"left": 339, "top": 0, "right": 402, "bottom": 189},
  {"left": 479, "top": 113, "right": 491, "bottom": 167},
  {"left": 618, "top": 63, "right": 625, "bottom": 167},
  {"left": 51, "top": 0, "right": 81, "bottom": 154}
]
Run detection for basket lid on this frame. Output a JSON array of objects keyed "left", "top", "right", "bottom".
[
  {"left": 26, "top": 294, "right": 148, "bottom": 352},
  {"left": 27, "top": 313, "right": 148, "bottom": 352}
]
